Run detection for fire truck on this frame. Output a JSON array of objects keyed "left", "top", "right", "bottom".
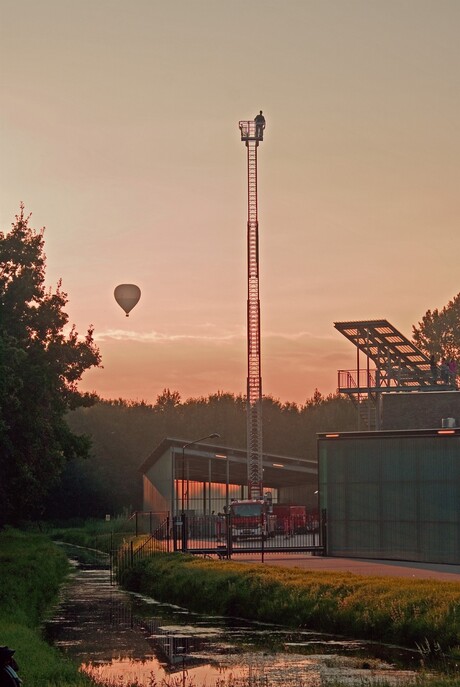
[
  {"left": 228, "top": 499, "right": 276, "bottom": 542},
  {"left": 226, "top": 501, "right": 319, "bottom": 541},
  {"left": 271, "top": 504, "right": 307, "bottom": 535}
]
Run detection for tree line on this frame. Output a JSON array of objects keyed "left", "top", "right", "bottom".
[{"left": 56, "top": 389, "right": 357, "bottom": 519}]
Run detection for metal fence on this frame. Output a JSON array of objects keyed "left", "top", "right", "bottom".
[
  {"left": 114, "top": 514, "right": 171, "bottom": 581},
  {"left": 114, "top": 510, "right": 324, "bottom": 576},
  {"left": 174, "top": 511, "right": 323, "bottom": 559}
]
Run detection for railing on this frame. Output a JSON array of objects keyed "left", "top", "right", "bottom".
[
  {"left": 114, "top": 510, "right": 324, "bottom": 573},
  {"left": 239, "top": 120, "right": 264, "bottom": 141},
  {"left": 338, "top": 369, "right": 377, "bottom": 390},
  {"left": 338, "top": 366, "right": 451, "bottom": 391},
  {"left": 114, "top": 515, "right": 170, "bottom": 582},
  {"left": 131, "top": 510, "right": 169, "bottom": 535}
]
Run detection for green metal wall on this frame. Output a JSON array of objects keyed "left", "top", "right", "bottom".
[{"left": 318, "top": 435, "right": 460, "bottom": 564}]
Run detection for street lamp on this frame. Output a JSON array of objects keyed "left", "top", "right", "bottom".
[{"left": 181, "top": 433, "right": 220, "bottom": 514}]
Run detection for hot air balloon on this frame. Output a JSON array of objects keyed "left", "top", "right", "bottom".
[{"left": 114, "top": 284, "right": 141, "bottom": 317}]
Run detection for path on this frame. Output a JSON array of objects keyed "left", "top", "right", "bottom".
[{"left": 237, "top": 554, "right": 460, "bottom": 582}]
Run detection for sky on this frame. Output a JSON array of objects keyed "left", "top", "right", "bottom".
[{"left": 1, "top": 0, "right": 459, "bottom": 406}]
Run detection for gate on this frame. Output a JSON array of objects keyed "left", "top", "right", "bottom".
[
  {"left": 114, "top": 510, "right": 325, "bottom": 576},
  {"left": 171, "top": 510, "right": 324, "bottom": 558}
]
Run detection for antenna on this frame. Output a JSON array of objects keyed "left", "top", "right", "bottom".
[{"left": 238, "top": 112, "right": 266, "bottom": 500}]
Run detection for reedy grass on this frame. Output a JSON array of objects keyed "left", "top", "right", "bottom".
[
  {"left": 50, "top": 515, "right": 137, "bottom": 553},
  {"left": 120, "top": 553, "right": 460, "bottom": 655},
  {"left": 0, "top": 527, "right": 94, "bottom": 686},
  {"left": 13, "top": 523, "right": 458, "bottom": 687}
]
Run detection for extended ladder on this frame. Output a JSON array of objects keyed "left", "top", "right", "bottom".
[{"left": 239, "top": 119, "right": 265, "bottom": 500}]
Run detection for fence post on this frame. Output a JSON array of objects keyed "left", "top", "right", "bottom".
[
  {"left": 261, "top": 512, "right": 265, "bottom": 563},
  {"left": 226, "top": 513, "right": 233, "bottom": 559},
  {"left": 173, "top": 517, "right": 178, "bottom": 552},
  {"left": 167, "top": 515, "right": 170, "bottom": 553},
  {"left": 321, "top": 508, "right": 327, "bottom": 556},
  {"left": 181, "top": 512, "right": 187, "bottom": 552},
  {"left": 109, "top": 532, "right": 113, "bottom": 586}
]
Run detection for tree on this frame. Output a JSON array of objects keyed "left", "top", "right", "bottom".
[
  {"left": 0, "top": 206, "right": 101, "bottom": 525},
  {"left": 63, "top": 389, "right": 358, "bottom": 518},
  {"left": 412, "top": 293, "right": 460, "bottom": 361},
  {"left": 155, "top": 388, "right": 182, "bottom": 411}
]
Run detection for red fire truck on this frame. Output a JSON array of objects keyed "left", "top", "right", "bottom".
[
  {"left": 228, "top": 499, "right": 276, "bottom": 542},
  {"left": 271, "top": 504, "right": 307, "bottom": 535},
  {"left": 225, "top": 500, "right": 319, "bottom": 542}
]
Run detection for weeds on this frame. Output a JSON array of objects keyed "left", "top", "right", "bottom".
[
  {"left": 50, "top": 515, "right": 137, "bottom": 553},
  {"left": 119, "top": 553, "right": 460, "bottom": 654},
  {"left": 6, "top": 526, "right": 457, "bottom": 687},
  {"left": 0, "top": 527, "right": 95, "bottom": 686}
]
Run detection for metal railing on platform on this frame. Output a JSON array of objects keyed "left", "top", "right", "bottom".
[{"left": 338, "top": 369, "right": 377, "bottom": 390}]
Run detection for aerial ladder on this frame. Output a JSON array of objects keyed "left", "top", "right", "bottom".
[{"left": 239, "top": 113, "right": 266, "bottom": 501}]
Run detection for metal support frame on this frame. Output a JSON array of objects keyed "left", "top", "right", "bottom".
[
  {"left": 334, "top": 319, "right": 450, "bottom": 431},
  {"left": 239, "top": 119, "right": 264, "bottom": 500}
]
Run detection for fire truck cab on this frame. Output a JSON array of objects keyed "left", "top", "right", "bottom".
[{"left": 228, "top": 499, "right": 276, "bottom": 542}]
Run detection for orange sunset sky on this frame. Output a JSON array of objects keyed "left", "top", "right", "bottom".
[{"left": 1, "top": 1, "right": 459, "bottom": 406}]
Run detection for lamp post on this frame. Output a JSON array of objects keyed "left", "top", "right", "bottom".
[
  {"left": 181, "top": 433, "right": 220, "bottom": 515},
  {"left": 179, "top": 433, "right": 220, "bottom": 553}
]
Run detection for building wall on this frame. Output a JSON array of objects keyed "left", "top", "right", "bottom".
[
  {"left": 142, "top": 442, "right": 318, "bottom": 521},
  {"left": 318, "top": 434, "right": 460, "bottom": 564},
  {"left": 143, "top": 449, "right": 173, "bottom": 513},
  {"left": 382, "top": 391, "right": 460, "bottom": 430},
  {"left": 278, "top": 483, "right": 318, "bottom": 508}
]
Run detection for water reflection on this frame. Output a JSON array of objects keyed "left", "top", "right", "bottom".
[{"left": 46, "top": 552, "right": 424, "bottom": 686}]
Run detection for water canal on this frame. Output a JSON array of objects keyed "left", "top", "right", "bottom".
[{"left": 45, "top": 545, "right": 429, "bottom": 686}]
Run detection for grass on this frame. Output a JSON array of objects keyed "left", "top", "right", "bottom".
[
  {"left": 0, "top": 527, "right": 94, "bottom": 686},
  {"left": 3, "top": 524, "right": 460, "bottom": 687},
  {"left": 120, "top": 552, "right": 460, "bottom": 655},
  {"left": 50, "top": 514, "right": 137, "bottom": 553}
]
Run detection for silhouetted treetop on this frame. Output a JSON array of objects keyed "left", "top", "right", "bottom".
[
  {"left": 413, "top": 292, "right": 460, "bottom": 363},
  {"left": 0, "top": 206, "right": 101, "bottom": 525}
]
